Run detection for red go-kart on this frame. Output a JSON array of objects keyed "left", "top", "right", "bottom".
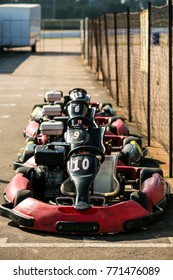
[{"left": 0, "top": 140, "right": 170, "bottom": 234}]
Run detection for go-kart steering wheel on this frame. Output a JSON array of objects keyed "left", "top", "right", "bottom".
[
  {"left": 67, "top": 115, "right": 94, "bottom": 127},
  {"left": 68, "top": 145, "right": 105, "bottom": 163}
]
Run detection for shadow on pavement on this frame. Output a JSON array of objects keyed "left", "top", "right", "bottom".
[
  {"left": 0, "top": 52, "right": 30, "bottom": 74},
  {"left": 38, "top": 51, "right": 81, "bottom": 56},
  {"left": 0, "top": 50, "right": 81, "bottom": 74},
  {"left": 0, "top": 179, "right": 9, "bottom": 184},
  {"left": 142, "top": 157, "right": 165, "bottom": 168}
]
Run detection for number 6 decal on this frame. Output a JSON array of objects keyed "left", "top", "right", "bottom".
[{"left": 74, "top": 104, "right": 80, "bottom": 112}]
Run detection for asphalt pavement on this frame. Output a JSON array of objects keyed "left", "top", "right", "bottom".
[{"left": 0, "top": 37, "right": 173, "bottom": 260}]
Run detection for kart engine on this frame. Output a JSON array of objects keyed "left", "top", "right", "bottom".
[
  {"left": 34, "top": 144, "right": 67, "bottom": 199},
  {"left": 41, "top": 166, "right": 64, "bottom": 198}
]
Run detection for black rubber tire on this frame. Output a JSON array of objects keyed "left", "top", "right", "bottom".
[
  {"left": 123, "top": 136, "right": 142, "bottom": 147},
  {"left": 22, "top": 149, "right": 35, "bottom": 163},
  {"left": 117, "top": 151, "right": 130, "bottom": 166},
  {"left": 140, "top": 167, "right": 163, "bottom": 186},
  {"left": 13, "top": 189, "right": 33, "bottom": 207},
  {"left": 106, "top": 125, "right": 118, "bottom": 135},
  {"left": 130, "top": 191, "right": 148, "bottom": 210},
  {"left": 99, "top": 102, "right": 113, "bottom": 110}
]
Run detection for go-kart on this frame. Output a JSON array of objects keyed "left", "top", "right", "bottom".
[
  {"left": 23, "top": 88, "right": 116, "bottom": 138},
  {"left": 22, "top": 91, "right": 131, "bottom": 158},
  {"left": 23, "top": 90, "right": 64, "bottom": 138},
  {"left": 16, "top": 87, "right": 147, "bottom": 173},
  {"left": 14, "top": 115, "right": 105, "bottom": 168},
  {"left": 0, "top": 141, "right": 170, "bottom": 234},
  {"left": 14, "top": 113, "right": 146, "bottom": 169}
]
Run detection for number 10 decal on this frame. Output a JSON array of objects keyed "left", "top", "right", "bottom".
[{"left": 72, "top": 158, "right": 90, "bottom": 171}]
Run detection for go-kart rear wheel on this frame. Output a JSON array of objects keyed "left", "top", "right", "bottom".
[
  {"left": 123, "top": 136, "right": 142, "bottom": 147},
  {"left": 117, "top": 151, "right": 130, "bottom": 166},
  {"left": 14, "top": 190, "right": 33, "bottom": 207},
  {"left": 22, "top": 149, "right": 35, "bottom": 163},
  {"left": 140, "top": 168, "right": 163, "bottom": 186}
]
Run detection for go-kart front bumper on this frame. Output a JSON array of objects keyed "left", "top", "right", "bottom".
[{"left": 0, "top": 197, "right": 165, "bottom": 234}]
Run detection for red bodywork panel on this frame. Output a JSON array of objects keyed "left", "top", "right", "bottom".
[
  {"left": 24, "top": 120, "right": 39, "bottom": 137},
  {"left": 13, "top": 197, "right": 149, "bottom": 233},
  {"left": 104, "top": 133, "right": 127, "bottom": 147},
  {"left": 111, "top": 119, "right": 129, "bottom": 136},
  {"left": 95, "top": 116, "right": 110, "bottom": 125},
  {"left": 4, "top": 172, "right": 167, "bottom": 234},
  {"left": 142, "top": 173, "right": 167, "bottom": 211},
  {"left": 6, "top": 173, "right": 33, "bottom": 204}
]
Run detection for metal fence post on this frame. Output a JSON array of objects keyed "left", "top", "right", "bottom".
[
  {"left": 127, "top": 7, "right": 131, "bottom": 122},
  {"left": 98, "top": 16, "right": 103, "bottom": 83},
  {"left": 114, "top": 12, "right": 119, "bottom": 106},
  {"left": 147, "top": 2, "right": 151, "bottom": 147},
  {"left": 87, "top": 19, "right": 91, "bottom": 66},
  {"left": 168, "top": 0, "right": 173, "bottom": 177},
  {"left": 93, "top": 19, "right": 99, "bottom": 77},
  {"left": 88, "top": 19, "right": 93, "bottom": 68},
  {"left": 104, "top": 13, "right": 112, "bottom": 95}
]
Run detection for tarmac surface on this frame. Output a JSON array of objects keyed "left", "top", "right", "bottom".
[{"left": 0, "top": 37, "right": 173, "bottom": 260}]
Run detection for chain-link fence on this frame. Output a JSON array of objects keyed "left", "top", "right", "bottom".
[
  {"left": 81, "top": 1, "right": 173, "bottom": 177},
  {"left": 150, "top": 5, "right": 169, "bottom": 149}
]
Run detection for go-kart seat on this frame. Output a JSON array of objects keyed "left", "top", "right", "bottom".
[
  {"left": 60, "top": 178, "right": 76, "bottom": 197},
  {"left": 93, "top": 155, "right": 120, "bottom": 197},
  {"left": 60, "top": 155, "right": 120, "bottom": 198}
]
